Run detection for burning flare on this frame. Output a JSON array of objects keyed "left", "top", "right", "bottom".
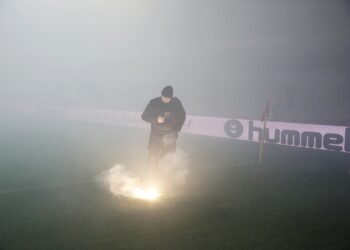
[
  {"left": 130, "top": 186, "right": 161, "bottom": 201},
  {"left": 100, "top": 150, "right": 188, "bottom": 201},
  {"left": 100, "top": 164, "right": 161, "bottom": 201}
]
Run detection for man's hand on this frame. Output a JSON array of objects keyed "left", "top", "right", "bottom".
[{"left": 157, "top": 116, "right": 165, "bottom": 124}]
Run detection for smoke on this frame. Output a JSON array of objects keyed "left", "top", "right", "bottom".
[
  {"left": 159, "top": 149, "right": 189, "bottom": 186},
  {"left": 99, "top": 164, "right": 141, "bottom": 197},
  {"left": 98, "top": 149, "right": 189, "bottom": 199}
]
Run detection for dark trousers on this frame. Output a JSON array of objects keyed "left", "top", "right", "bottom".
[{"left": 148, "top": 132, "right": 178, "bottom": 175}]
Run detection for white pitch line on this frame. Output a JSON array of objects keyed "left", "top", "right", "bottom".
[
  {"left": 0, "top": 180, "right": 94, "bottom": 195},
  {"left": 197, "top": 160, "right": 258, "bottom": 170}
]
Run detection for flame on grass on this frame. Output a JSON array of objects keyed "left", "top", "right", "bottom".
[
  {"left": 99, "top": 149, "right": 189, "bottom": 201},
  {"left": 100, "top": 164, "right": 161, "bottom": 201}
]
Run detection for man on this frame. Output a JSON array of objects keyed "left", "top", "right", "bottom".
[{"left": 141, "top": 85, "right": 186, "bottom": 174}]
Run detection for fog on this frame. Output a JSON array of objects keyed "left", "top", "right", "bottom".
[{"left": 1, "top": 0, "right": 350, "bottom": 124}]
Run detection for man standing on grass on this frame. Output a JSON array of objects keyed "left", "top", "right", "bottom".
[{"left": 141, "top": 85, "right": 186, "bottom": 178}]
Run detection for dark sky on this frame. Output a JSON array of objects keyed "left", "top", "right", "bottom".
[{"left": 1, "top": 0, "right": 349, "bottom": 123}]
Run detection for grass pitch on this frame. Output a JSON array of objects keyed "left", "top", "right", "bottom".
[{"left": 0, "top": 116, "right": 350, "bottom": 249}]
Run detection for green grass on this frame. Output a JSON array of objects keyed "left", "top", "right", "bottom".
[{"left": 0, "top": 116, "right": 350, "bottom": 249}]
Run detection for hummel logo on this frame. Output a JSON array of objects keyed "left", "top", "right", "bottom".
[{"left": 224, "top": 119, "right": 243, "bottom": 138}]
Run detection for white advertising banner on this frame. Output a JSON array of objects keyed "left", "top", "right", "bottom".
[{"left": 6, "top": 104, "right": 350, "bottom": 153}]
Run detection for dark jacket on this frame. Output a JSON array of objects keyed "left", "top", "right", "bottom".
[{"left": 141, "top": 97, "right": 186, "bottom": 135}]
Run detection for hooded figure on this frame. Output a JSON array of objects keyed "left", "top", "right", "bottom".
[{"left": 141, "top": 86, "right": 186, "bottom": 173}]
